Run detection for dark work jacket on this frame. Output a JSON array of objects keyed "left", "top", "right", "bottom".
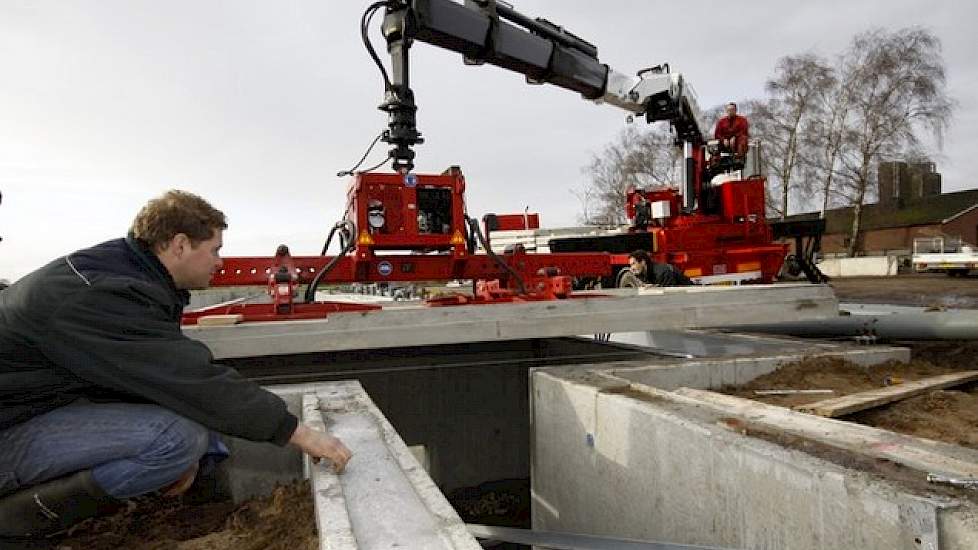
[
  {"left": 0, "top": 237, "right": 297, "bottom": 445},
  {"left": 640, "top": 262, "right": 695, "bottom": 286}
]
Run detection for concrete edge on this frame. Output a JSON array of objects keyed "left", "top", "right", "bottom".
[
  {"left": 528, "top": 368, "right": 956, "bottom": 549},
  {"left": 646, "top": 384, "right": 978, "bottom": 479},
  {"left": 302, "top": 381, "right": 481, "bottom": 550},
  {"left": 303, "top": 392, "right": 357, "bottom": 550}
]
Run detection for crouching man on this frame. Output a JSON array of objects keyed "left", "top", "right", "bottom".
[
  {"left": 619, "top": 250, "right": 695, "bottom": 288},
  {"left": 0, "top": 190, "right": 351, "bottom": 541}
]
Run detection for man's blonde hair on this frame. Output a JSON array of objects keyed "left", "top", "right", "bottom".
[{"left": 130, "top": 190, "right": 227, "bottom": 251}]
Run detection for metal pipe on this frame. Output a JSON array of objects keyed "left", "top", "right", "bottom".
[{"left": 727, "top": 309, "right": 978, "bottom": 341}]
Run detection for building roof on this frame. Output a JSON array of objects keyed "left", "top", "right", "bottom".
[{"left": 780, "top": 188, "right": 978, "bottom": 234}]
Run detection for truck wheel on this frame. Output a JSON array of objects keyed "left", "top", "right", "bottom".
[{"left": 617, "top": 270, "right": 642, "bottom": 288}]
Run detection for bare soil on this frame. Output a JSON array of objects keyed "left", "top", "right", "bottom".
[
  {"left": 52, "top": 481, "right": 317, "bottom": 550},
  {"left": 828, "top": 273, "right": 978, "bottom": 308},
  {"left": 721, "top": 346, "right": 978, "bottom": 450},
  {"left": 447, "top": 479, "right": 530, "bottom": 550},
  {"left": 447, "top": 478, "right": 530, "bottom": 528},
  {"left": 49, "top": 477, "right": 534, "bottom": 550}
]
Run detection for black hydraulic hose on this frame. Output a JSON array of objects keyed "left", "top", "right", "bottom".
[
  {"left": 336, "top": 3, "right": 397, "bottom": 177},
  {"left": 336, "top": 132, "right": 386, "bottom": 177},
  {"left": 463, "top": 211, "right": 477, "bottom": 254},
  {"left": 362, "top": 1, "right": 391, "bottom": 92},
  {"left": 305, "top": 220, "right": 357, "bottom": 303},
  {"left": 319, "top": 221, "right": 341, "bottom": 256},
  {"left": 358, "top": 153, "right": 394, "bottom": 174},
  {"left": 466, "top": 216, "right": 527, "bottom": 295}
]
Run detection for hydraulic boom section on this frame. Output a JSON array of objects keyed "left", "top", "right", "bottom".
[{"left": 373, "top": 0, "right": 705, "bottom": 172}]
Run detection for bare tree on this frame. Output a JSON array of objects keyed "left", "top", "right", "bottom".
[
  {"left": 802, "top": 68, "right": 851, "bottom": 218},
  {"left": 833, "top": 27, "right": 954, "bottom": 256},
  {"left": 570, "top": 186, "right": 597, "bottom": 225},
  {"left": 757, "top": 54, "right": 835, "bottom": 220},
  {"left": 578, "top": 124, "right": 681, "bottom": 225}
]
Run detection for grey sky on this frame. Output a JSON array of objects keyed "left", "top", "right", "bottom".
[{"left": 2, "top": 0, "right": 975, "bottom": 281}]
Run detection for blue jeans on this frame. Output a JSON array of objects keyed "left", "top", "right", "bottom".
[{"left": 0, "top": 401, "right": 227, "bottom": 499}]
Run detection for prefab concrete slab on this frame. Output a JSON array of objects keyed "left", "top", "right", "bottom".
[
  {"left": 185, "top": 284, "right": 837, "bottom": 359},
  {"left": 301, "top": 381, "right": 481, "bottom": 550}
]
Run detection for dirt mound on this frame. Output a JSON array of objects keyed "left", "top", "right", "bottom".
[
  {"left": 53, "top": 481, "right": 317, "bottom": 550},
  {"left": 722, "top": 353, "right": 978, "bottom": 450},
  {"left": 722, "top": 356, "right": 958, "bottom": 408},
  {"left": 902, "top": 340, "right": 978, "bottom": 370},
  {"left": 853, "top": 389, "right": 978, "bottom": 449}
]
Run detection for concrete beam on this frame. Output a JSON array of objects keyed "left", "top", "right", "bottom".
[
  {"left": 186, "top": 284, "right": 837, "bottom": 359},
  {"left": 532, "top": 371, "right": 956, "bottom": 549},
  {"left": 669, "top": 387, "right": 978, "bottom": 479},
  {"left": 301, "top": 381, "right": 481, "bottom": 550}
]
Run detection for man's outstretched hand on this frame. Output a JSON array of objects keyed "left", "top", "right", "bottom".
[{"left": 289, "top": 423, "right": 352, "bottom": 472}]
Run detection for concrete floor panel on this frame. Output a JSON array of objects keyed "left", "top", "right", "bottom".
[{"left": 185, "top": 284, "right": 837, "bottom": 359}]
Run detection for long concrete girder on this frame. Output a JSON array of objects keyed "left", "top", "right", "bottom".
[
  {"left": 302, "top": 381, "right": 481, "bottom": 550},
  {"left": 185, "top": 283, "right": 837, "bottom": 359}
]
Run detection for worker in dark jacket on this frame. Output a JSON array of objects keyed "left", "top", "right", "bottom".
[
  {"left": 0, "top": 190, "right": 351, "bottom": 540},
  {"left": 618, "top": 250, "right": 695, "bottom": 287}
]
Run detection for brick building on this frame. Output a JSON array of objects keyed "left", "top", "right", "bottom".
[{"left": 781, "top": 162, "right": 978, "bottom": 257}]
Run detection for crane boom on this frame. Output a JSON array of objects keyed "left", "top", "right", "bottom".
[{"left": 374, "top": 0, "right": 705, "bottom": 173}]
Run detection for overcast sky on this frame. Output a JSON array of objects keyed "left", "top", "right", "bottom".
[{"left": 1, "top": 0, "right": 975, "bottom": 281}]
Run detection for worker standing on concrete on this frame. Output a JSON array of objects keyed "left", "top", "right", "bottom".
[
  {"left": 619, "top": 250, "right": 695, "bottom": 287},
  {"left": 714, "top": 102, "right": 750, "bottom": 160},
  {"left": 0, "top": 190, "right": 352, "bottom": 541}
]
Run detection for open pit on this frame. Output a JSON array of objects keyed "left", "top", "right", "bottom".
[{"left": 45, "top": 287, "right": 978, "bottom": 549}]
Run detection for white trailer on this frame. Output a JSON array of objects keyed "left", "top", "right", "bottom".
[{"left": 912, "top": 236, "right": 978, "bottom": 276}]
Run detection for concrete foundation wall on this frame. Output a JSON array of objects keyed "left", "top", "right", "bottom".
[
  {"left": 216, "top": 338, "right": 653, "bottom": 500},
  {"left": 531, "top": 352, "right": 978, "bottom": 549},
  {"left": 215, "top": 363, "right": 530, "bottom": 502},
  {"left": 605, "top": 347, "right": 910, "bottom": 391}
]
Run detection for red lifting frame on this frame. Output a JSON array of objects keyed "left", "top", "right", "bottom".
[
  {"left": 183, "top": 171, "right": 613, "bottom": 324},
  {"left": 208, "top": 250, "right": 610, "bottom": 288}
]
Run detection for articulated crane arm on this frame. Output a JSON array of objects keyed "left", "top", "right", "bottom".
[{"left": 368, "top": 0, "right": 706, "bottom": 174}]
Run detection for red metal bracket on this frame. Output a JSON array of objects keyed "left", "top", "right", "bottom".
[{"left": 182, "top": 301, "right": 382, "bottom": 325}]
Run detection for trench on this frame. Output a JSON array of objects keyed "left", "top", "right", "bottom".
[{"left": 57, "top": 334, "right": 978, "bottom": 549}]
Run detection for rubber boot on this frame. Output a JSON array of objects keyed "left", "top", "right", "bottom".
[{"left": 0, "top": 470, "right": 119, "bottom": 541}]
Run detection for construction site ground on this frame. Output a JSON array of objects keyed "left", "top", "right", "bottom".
[
  {"left": 828, "top": 272, "right": 978, "bottom": 307},
  {"left": 42, "top": 340, "right": 975, "bottom": 549},
  {"left": 49, "top": 278, "right": 978, "bottom": 548},
  {"left": 50, "top": 477, "right": 529, "bottom": 550},
  {"left": 52, "top": 481, "right": 318, "bottom": 550}
]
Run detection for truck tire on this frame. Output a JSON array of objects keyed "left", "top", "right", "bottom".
[{"left": 617, "top": 270, "right": 642, "bottom": 288}]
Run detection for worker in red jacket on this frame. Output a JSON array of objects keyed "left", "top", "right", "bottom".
[{"left": 714, "top": 102, "right": 749, "bottom": 160}]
